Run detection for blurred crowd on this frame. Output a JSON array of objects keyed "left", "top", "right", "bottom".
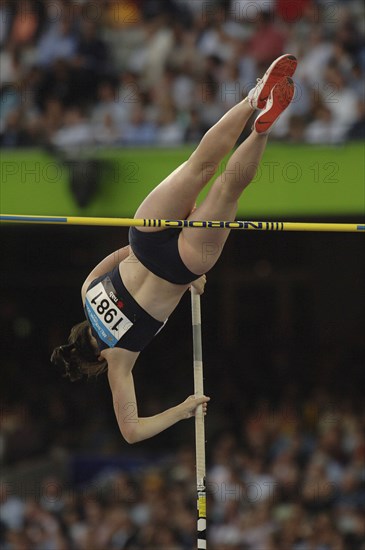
[
  {"left": 1, "top": 224, "right": 365, "bottom": 548},
  {"left": 0, "top": 0, "right": 364, "bottom": 151},
  {"left": 1, "top": 390, "right": 365, "bottom": 549}
]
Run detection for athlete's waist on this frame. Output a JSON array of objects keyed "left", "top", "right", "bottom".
[{"left": 120, "top": 260, "right": 186, "bottom": 321}]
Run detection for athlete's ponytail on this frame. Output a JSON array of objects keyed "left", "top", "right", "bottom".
[{"left": 51, "top": 321, "right": 107, "bottom": 381}]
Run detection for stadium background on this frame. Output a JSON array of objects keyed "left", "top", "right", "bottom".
[{"left": 1, "top": 1, "right": 364, "bottom": 549}]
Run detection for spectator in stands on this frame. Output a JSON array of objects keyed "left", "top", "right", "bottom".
[
  {"left": 295, "top": 28, "right": 334, "bottom": 88},
  {"left": 287, "top": 114, "right": 306, "bottom": 143},
  {"left": 91, "top": 80, "right": 129, "bottom": 135},
  {"left": 156, "top": 103, "right": 184, "bottom": 145},
  {"left": 7, "top": 0, "right": 44, "bottom": 49},
  {"left": 52, "top": 106, "right": 93, "bottom": 150},
  {"left": 36, "top": 58, "right": 82, "bottom": 110},
  {"left": 248, "top": 10, "right": 286, "bottom": 71},
  {"left": 305, "top": 103, "right": 340, "bottom": 144},
  {"left": 184, "top": 109, "right": 206, "bottom": 143},
  {"left": 0, "top": 83, "right": 21, "bottom": 134},
  {"left": 0, "top": 108, "right": 32, "bottom": 147},
  {"left": 0, "top": 483, "right": 25, "bottom": 532},
  {"left": 0, "top": 0, "right": 363, "bottom": 149},
  {"left": 37, "top": 15, "right": 77, "bottom": 67},
  {"left": 41, "top": 97, "right": 64, "bottom": 142},
  {"left": 1, "top": 384, "right": 364, "bottom": 548},
  {"left": 74, "top": 20, "right": 109, "bottom": 76},
  {"left": 0, "top": 46, "right": 23, "bottom": 85},
  {"left": 0, "top": 0, "right": 13, "bottom": 48},
  {"left": 322, "top": 63, "right": 359, "bottom": 141},
  {"left": 198, "top": 79, "right": 226, "bottom": 131},
  {"left": 121, "top": 104, "right": 157, "bottom": 146},
  {"left": 347, "top": 100, "right": 365, "bottom": 140}
]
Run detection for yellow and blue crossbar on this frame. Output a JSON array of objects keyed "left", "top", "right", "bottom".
[{"left": 0, "top": 214, "right": 364, "bottom": 232}]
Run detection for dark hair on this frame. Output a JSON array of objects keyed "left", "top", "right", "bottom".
[{"left": 51, "top": 321, "right": 107, "bottom": 381}]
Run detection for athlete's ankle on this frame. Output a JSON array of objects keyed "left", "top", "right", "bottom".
[{"left": 244, "top": 96, "right": 256, "bottom": 111}]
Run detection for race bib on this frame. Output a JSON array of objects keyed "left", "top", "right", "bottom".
[{"left": 85, "top": 278, "right": 133, "bottom": 347}]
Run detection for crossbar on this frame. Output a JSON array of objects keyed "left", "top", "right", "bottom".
[{"left": 1, "top": 215, "right": 364, "bottom": 232}]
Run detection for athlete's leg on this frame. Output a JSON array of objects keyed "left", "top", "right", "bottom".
[
  {"left": 134, "top": 98, "right": 254, "bottom": 230},
  {"left": 179, "top": 77, "right": 295, "bottom": 274},
  {"left": 179, "top": 130, "right": 268, "bottom": 273},
  {"left": 135, "top": 55, "right": 297, "bottom": 230}
]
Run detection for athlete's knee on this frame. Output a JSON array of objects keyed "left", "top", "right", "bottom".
[
  {"left": 242, "top": 161, "right": 260, "bottom": 183},
  {"left": 180, "top": 237, "right": 222, "bottom": 274},
  {"left": 222, "top": 160, "right": 259, "bottom": 187},
  {"left": 201, "top": 160, "right": 219, "bottom": 183},
  {"left": 214, "top": 178, "right": 240, "bottom": 204},
  {"left": 188, "top": 150, "right": 219, "bottom": 182},
  {"left": 201, "top": 241, "right": 223, "bottom": 264}
]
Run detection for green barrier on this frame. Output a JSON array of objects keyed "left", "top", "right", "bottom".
[{"left": 0, "top": 143, "right": 364, "bottom": 217}]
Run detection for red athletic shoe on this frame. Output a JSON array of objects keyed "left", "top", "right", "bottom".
[
  {"left": 248, "top": 54, "right": 297, "bottom": 110},
  {"left": 254, "top": 77, "right": 295, "bottom": 134}
]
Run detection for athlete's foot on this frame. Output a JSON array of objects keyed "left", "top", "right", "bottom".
[
  {"left": 248, "top": 54, "right": 297, "bottom": 110},
  {"left": 253, "top": 76, "right": 295, "bottom": 134}
]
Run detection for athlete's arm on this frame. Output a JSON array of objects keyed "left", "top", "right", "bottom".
[
  {"left": 107, "top": 353, "right": 209, "bottom": 444},
  {"left": 81, "top": 245, "right": 131, "bottom": 297}
]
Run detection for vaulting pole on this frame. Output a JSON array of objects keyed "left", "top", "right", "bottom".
[{"left": 191, "top": 289, "right": 207, "bottom": 549}]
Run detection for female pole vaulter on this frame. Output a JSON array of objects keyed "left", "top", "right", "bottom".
[{"left": 52, "top": 55, "right": 297, "bottom": 444}]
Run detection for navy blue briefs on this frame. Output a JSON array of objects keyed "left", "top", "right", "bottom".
[
  {"left": 84, "top": 266, "right": 166, "bottom": 352},
  {"left": 129, "top": 227, "right": 199, "bottom": 285}
]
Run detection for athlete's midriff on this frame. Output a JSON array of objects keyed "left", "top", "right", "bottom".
[{"left": 119, "top": 250, "right": 189, "bottom": 322}]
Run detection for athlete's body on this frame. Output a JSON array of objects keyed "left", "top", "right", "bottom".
[{"left": 53, "top": 55, "right": 298, "bottom": 444}]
